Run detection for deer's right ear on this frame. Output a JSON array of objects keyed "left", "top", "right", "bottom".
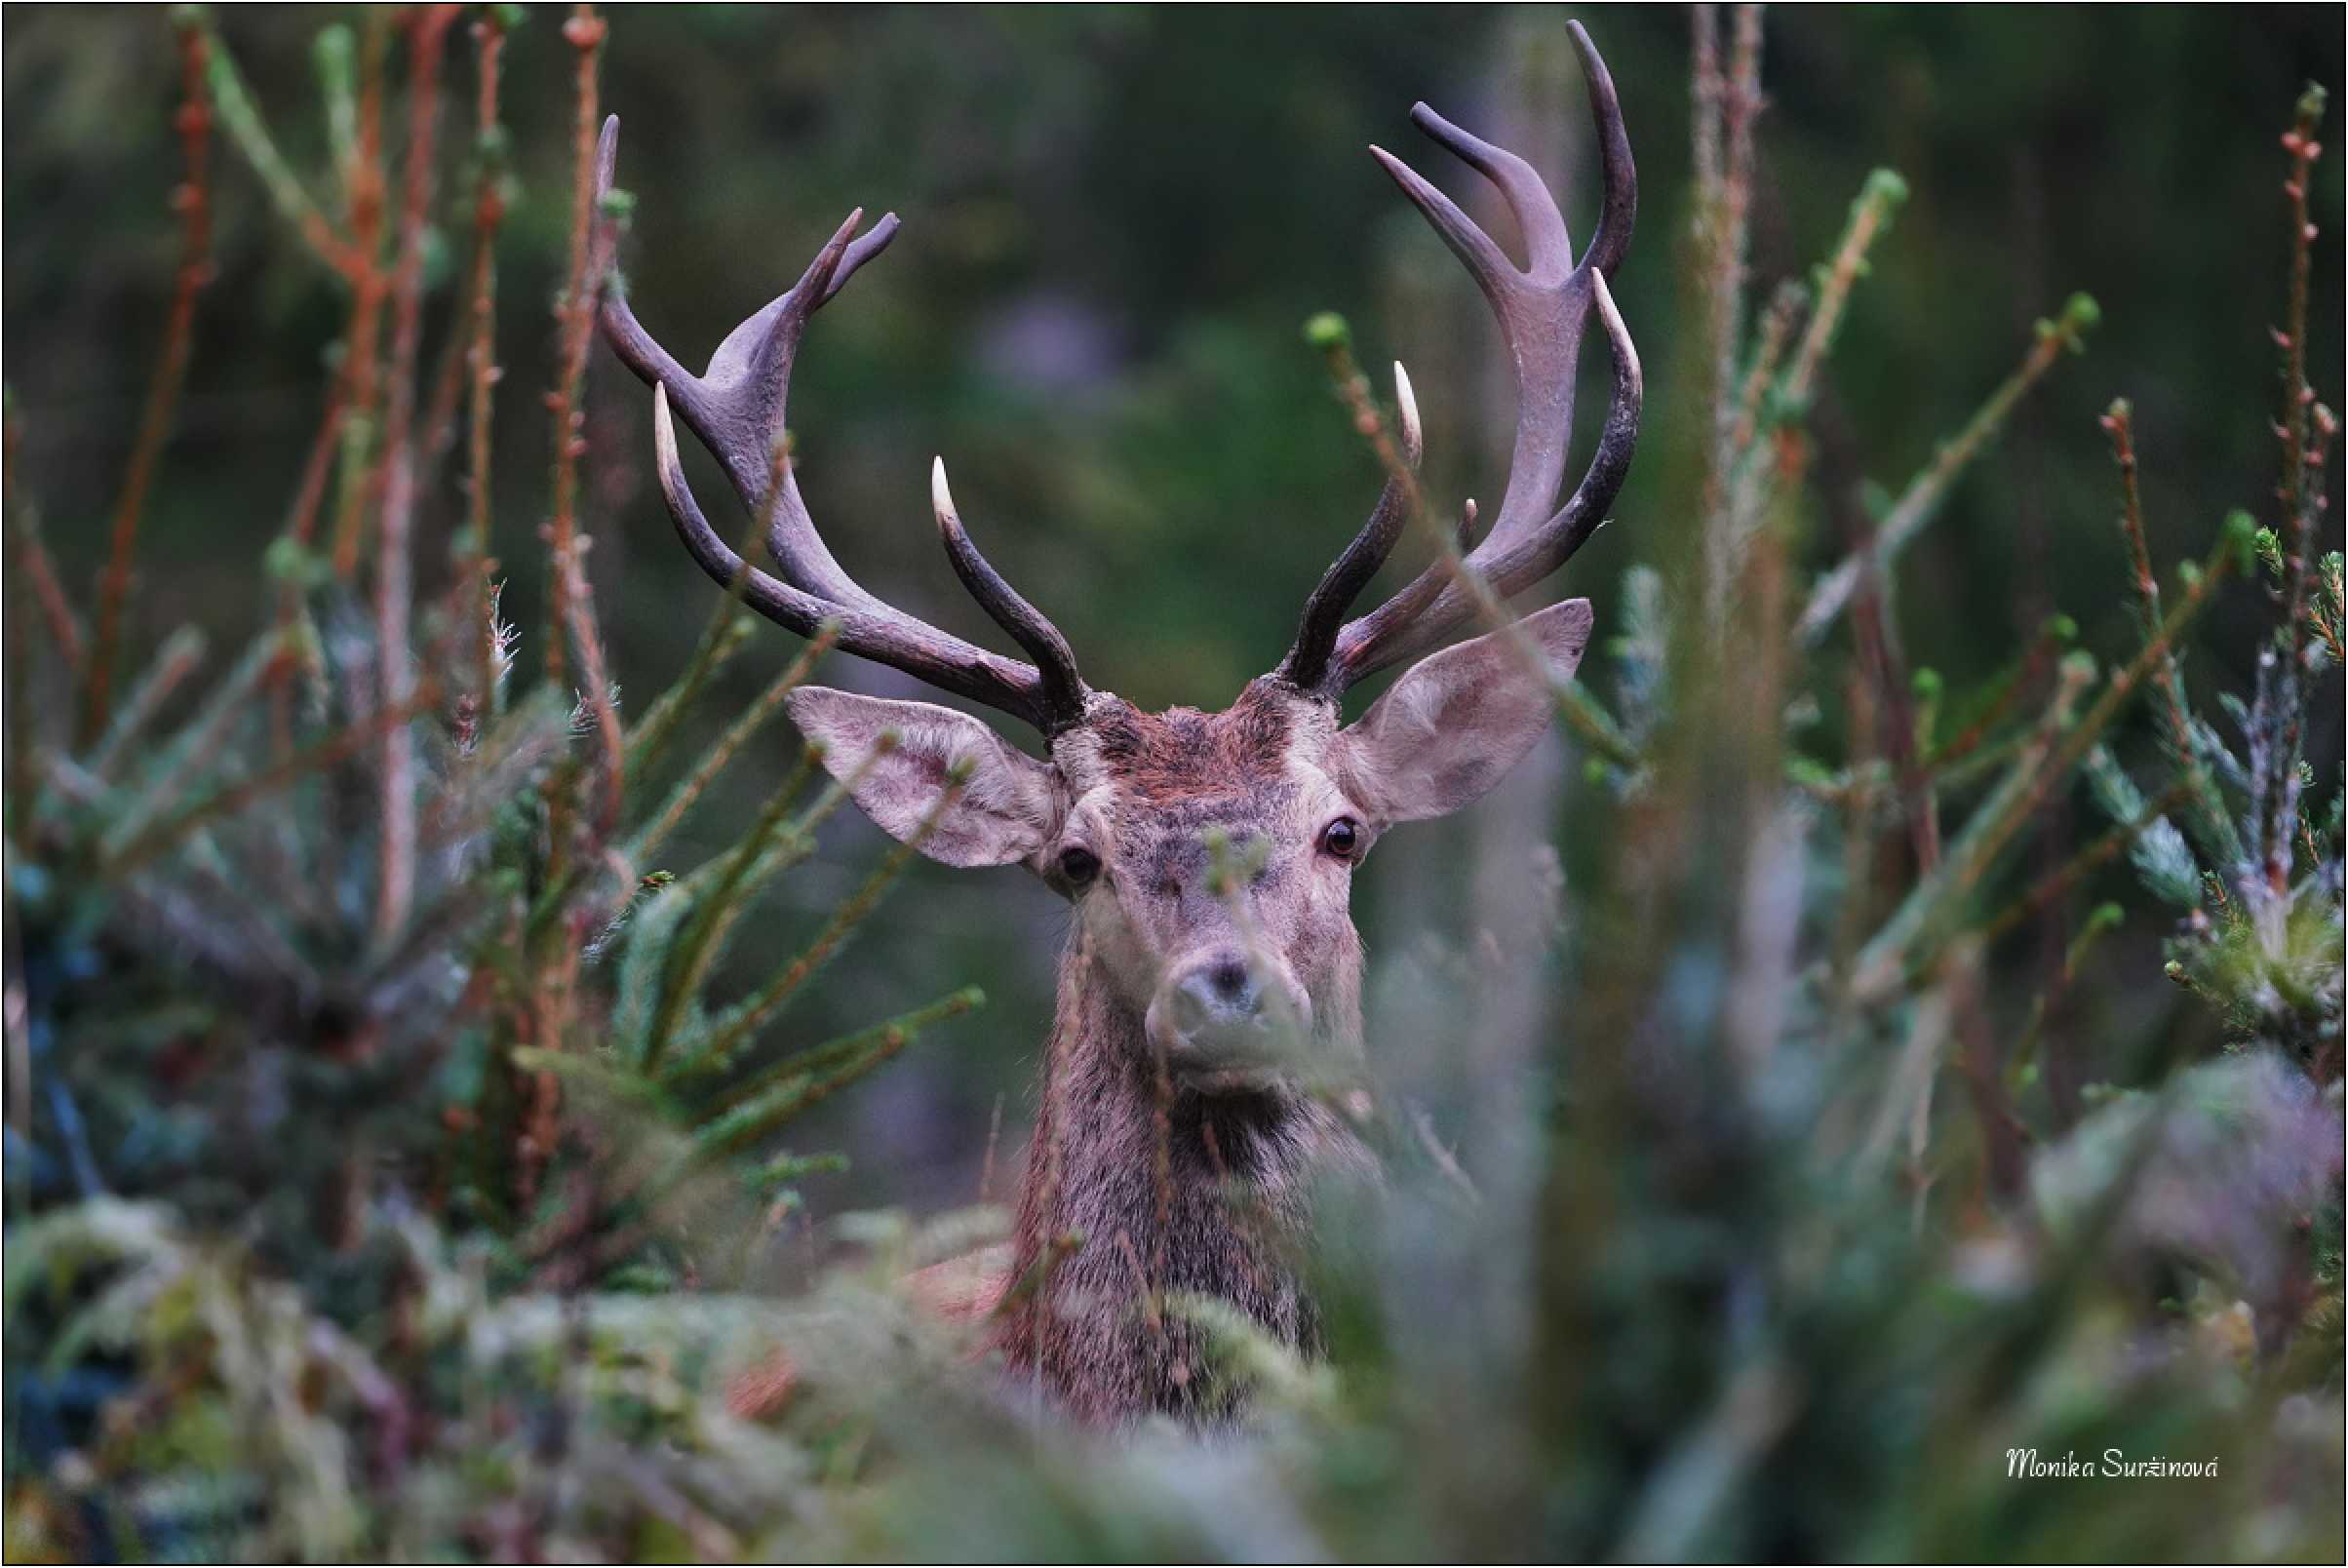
[
  {"left": 1327, "top": 598, "right": 1594, "bottom": 826},
  {"left": 784, "top": 687, "right": 1061, "bottom": 869}
]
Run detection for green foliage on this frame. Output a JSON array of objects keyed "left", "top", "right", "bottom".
[{"left": 3, "top": 8, "right": 2342, "bottom": 1564}]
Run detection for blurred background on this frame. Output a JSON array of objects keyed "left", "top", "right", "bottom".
[{"left": 6, "top": 3, "right": 2341, "bottom": 1220}]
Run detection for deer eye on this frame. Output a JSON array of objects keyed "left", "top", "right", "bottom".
[
  {"left": 1318, "top": 817, "right": 1364, "bottom": 862},
  {"left": 1057, "top": 845, "right": 1101, "bottom": 887}
]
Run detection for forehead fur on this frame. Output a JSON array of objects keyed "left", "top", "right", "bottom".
[{"left": 1054, "top": 681, "right": 1332, "bottom": 802}]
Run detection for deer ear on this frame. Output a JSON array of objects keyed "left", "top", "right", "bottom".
[
  {"left": 1330, "top": 598, "right": 1593, "bottom": 825},
  {"left": 784, "top": 687, "right": 1061, "bottom": 868}
]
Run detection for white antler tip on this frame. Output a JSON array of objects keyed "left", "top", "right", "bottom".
[
  {"left": 1392, "top": 361, "right": 1423, "bottom": 464},
  {"left": 929, "top": 455, "right": 956, "bottom": 526}
]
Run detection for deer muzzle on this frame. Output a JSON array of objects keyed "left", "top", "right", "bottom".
[{"left": 1146, "top": 947, "right": 1313, "bottom": 1088}]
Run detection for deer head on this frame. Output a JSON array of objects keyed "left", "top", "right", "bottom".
[{"left": 597, "top": 20, "right": 1637, "bottom": 1420}]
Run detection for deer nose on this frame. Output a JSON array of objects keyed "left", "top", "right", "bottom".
[{"left": 1168, "top": 951, "right": 1263, "bottom": 1034}]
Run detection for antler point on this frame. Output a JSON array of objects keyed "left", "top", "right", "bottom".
[
  {"left": 930, "top": 455, "right": 959, "bottom": 530},
  {"left": 1393, "top": 362, "right": 1423, "bottom": 462}
]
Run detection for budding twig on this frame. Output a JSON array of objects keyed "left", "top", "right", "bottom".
[{"left": 83, "top": 19, "right": 214, "bottom": 747}]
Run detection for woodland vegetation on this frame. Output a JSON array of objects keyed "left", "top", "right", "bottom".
[{"left": 3, "top": 6, "right": 2341, "bottom": 1560}]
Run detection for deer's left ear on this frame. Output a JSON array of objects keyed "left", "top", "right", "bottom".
[
  {"left": 1329, "top": 598, "right": 1593, "bottom": 824},
  {"left": 784, "top": 687, "right": 1061, "bottom": 868}
]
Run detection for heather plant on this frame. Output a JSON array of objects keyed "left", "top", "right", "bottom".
[{"left": 3, "top": 7, "right": 2341, "bottom": 1562}]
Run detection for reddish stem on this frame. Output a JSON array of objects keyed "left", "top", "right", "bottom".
[{"left": 81, "top": 21, "right": 214, "bottom": 747}]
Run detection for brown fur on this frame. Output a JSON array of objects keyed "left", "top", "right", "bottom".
[
  {"left": 1084, "top": 683, "right": 1299, "bottom": 802},
  {"left": 994, "top": 686, "right": 1370, "bottom": 1424},
  {"left": 788, "top": 616, "right": 1593, "bottom": 1426},
  {"left": 998, "top": 923, "right": 1362, "bottom": 1424}
]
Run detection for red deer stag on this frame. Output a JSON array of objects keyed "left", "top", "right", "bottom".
[{"left": 595, "top": 20, "right": 1638, "bottom": 1425}]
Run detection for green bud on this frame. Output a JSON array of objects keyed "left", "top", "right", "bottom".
[
  {"left": 1862, "top": 168, "right": 1909, "bottom": 208},
  {"left": 2060, "top": 292, "right": 2100, "bottom": 337},
  {"left": 2044, "top": 612, "right": 2078, "bottom": 643},
  {"left": 2177, "top": 560, "right": 2203, "bottom": 589},
  {"left": 2220, "top": 508, "right": 2258, "bottom": 571},
  {"left": 1909, "top": 667, "right": 1942, "bottom": 701},
  {"left": 1582, "top": 758, "right": 1612, "bottom": 786},
  {"left": 263, "top": 535, "right": 316, "bottom": 584},
  {"left": 2254, "top": 527, "right": 2284, "bottom": 574},
  {"left": 598, "top": 186, "right": 637, "bottom": 219},
  {"left": 314, "top": 23, "right": 354, "bottom": 73},
  {"left": 1784, "top": 755, "right": 1836, "bottom": 789},
  {"left": 1302, "top": 312, "right": 1351, "bottom": 351}
]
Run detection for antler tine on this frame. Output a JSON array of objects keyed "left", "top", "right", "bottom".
[
  {"left": 649, "top": 386, "right": 1056, "bottom": 728},
  {"left": 932, "top": 458, "right": 1089, "bottom": 732},
  {"left": 1274, "top": 362, "right": 1422, "bottom": 691},
  {"left": 1334, "top": 271, "right": 1640, "bottom": 686},
  {"left": 1292, "top": 21, "right": 1640, "bottom": 695},
  {"left": 597, "top": 116, "right": 893, "bottom": 608},
  {"left": 1568, "top": 20, "right": 1636, "bottom": 279},
  {"left": 1469, "top": 271, "right": 1639, "bottom": 599},
  {"left": 1401, "top": 103, "right": 1574, "bottom": 280},
  {"left": 603, "top": 114, "right": 1084, "bottom": 737}
]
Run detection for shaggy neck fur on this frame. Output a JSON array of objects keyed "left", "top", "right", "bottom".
[{"left": 998, "top": 928, "right": 1355, "bottom": 1425}]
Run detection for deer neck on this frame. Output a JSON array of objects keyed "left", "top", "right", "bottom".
[{"left": 999, "top": 927, "right": 1357, "bottom": 1424}]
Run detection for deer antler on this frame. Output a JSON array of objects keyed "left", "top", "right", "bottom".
[
  {"left": 1276, "top": 20, "right": 1642, "bottom": 698},
  {"left": 594, "top": 117, "right": 1090, "bottom": 737}
]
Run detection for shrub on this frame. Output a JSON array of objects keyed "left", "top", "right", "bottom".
[{"left": 3, "top": 8, "right": 2338, "bottom": 1561}]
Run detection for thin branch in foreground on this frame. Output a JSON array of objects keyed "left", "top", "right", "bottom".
[
  {"left": 82, "top": 19, "right": 214, "bottom": 747},
  {"left": 1796, "top": 293, "right": 2098, "bottom": 646},
  {"left": 103, "top": 682, "right": 442, "bottom": 876},
  {"left": 372, "top": 4, "right": 460, "bottom": 948},
  {"left": 2099, "top": 398, "right": 2239, "bottom": 866},
  {"left": 4, "top": 407, "right": 85, "bottom": 676}
]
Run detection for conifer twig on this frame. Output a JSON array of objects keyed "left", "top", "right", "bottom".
[
  {"left": 632, "top": 625, "right": 839, "bottom": 865},
  {"left": 2098, "top": 398, "right": 2238, "bottom": 864},
  {"left": 372, "top": 5, "right": 461, "bottom": 946},
  {"left": 83, "top": 18, "right": 214, "bottom": 747},
  {"left": 445, "top": 11, "right": 512, "bottom": 719},
  {"left": 88, "top": 627, "right": 208, "bottom": 781},
  {"left": 1976, "top": 777, "right": 2194, "bottom": 948},
  {"left": 198, "top": 21, "right": 365, "bottom": 277},
  {"left": 2248, "top": 84, "right": 2332, "bottom": 928},
  {"left": 626, "top": 433, "right": 802, "bottom": 788},
  {"left": 1699, "top": 5, "right": 1763, "bottom": 623},
  {"left": 1797, "top": 294, "right": 2098, "bottom": 646},
  {"left": 699, "top": 989, "right": 985, "bottom": 1138},
  {"left": 692, "top": 767, "right": 969, "bottom": 1074},
  {"left": 103, "top": 682, "right": 442, "bottom": 876},
  {"left": 543, "top": 4, "right": 610, "bottom": 696},
  {"left": 4, "top": 409, "right": 84, "bottom": 676},
  {"left": 327, "top": 14, "right": 393, "bottom": 582}
]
